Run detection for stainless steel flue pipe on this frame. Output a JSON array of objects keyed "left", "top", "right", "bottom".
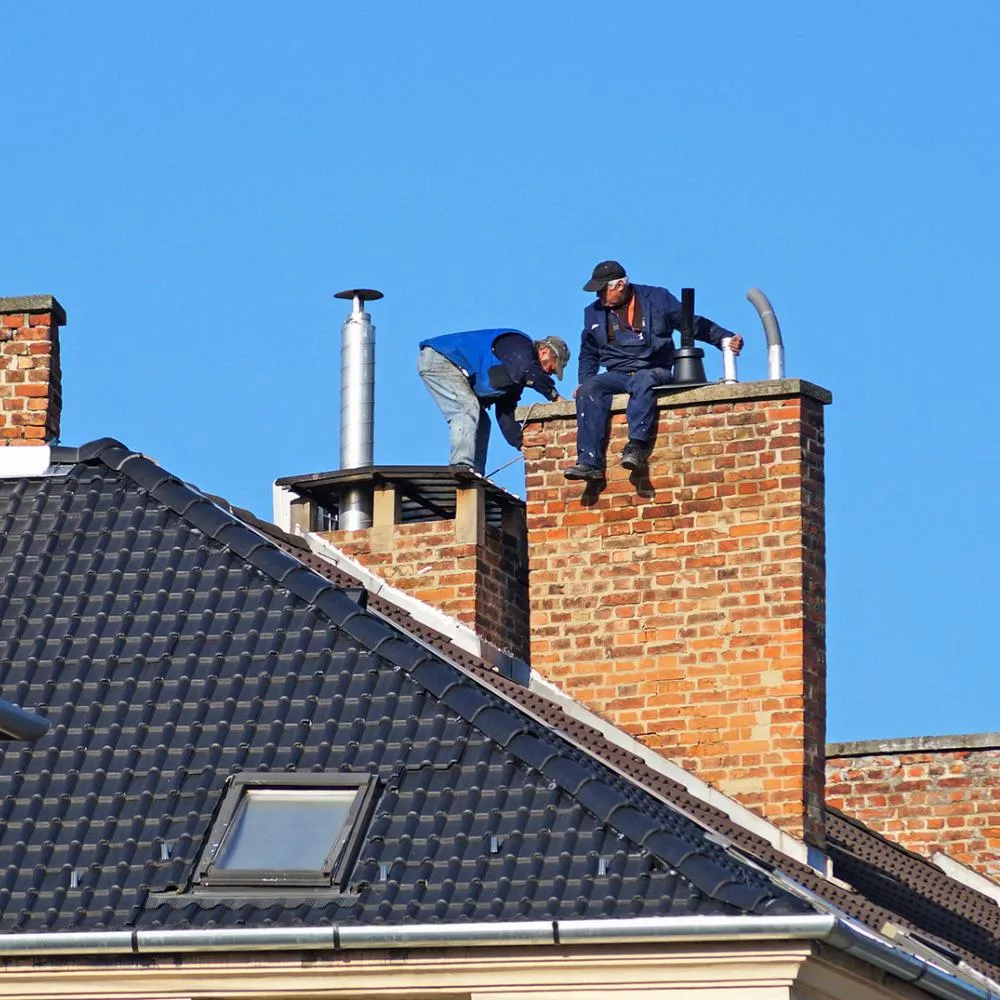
[
  {"left": 335, "top": 287, "right": 383, "bottom": 530},
  {"left": 746, "top": 287, "right": 785, "bottom": 379}
]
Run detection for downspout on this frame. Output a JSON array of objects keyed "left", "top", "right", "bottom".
[
  {"left": 0, "top": 915, "right": 995, "bottom": 999},
  {"left": 746, "top": 287, "right": 785, "bottom": 380}
]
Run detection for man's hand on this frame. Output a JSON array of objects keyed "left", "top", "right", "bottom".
[{"left": 727, "top": 334, "right": 744, "bottom": 356}]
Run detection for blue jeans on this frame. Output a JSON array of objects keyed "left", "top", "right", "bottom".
[
  {"left": 418, "top": 346, "right": 490, "bottom": 472},
  {"left": 575, "top": 368, "right": 672, "bottom": 467}
]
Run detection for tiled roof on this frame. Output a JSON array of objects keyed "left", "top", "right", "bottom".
[
  {"left": 0, "top": 440, "right": 810, "bottom": 933},
  {"left": 826, "top": 806, "right": 1000, "bottom": 970},
  {"left": 214, "top": 495, "right": 1000, "bottom": 982}
]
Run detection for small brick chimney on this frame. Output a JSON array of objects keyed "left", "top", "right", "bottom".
[
  {"left": 520, "top": 379, "right": 831, "bottom": 846},
  {"left": 274, "top": 468, "right": 531, "bottom": 662},
  {"left": 0, "top": 296, "right": 66, "bottom": 446}
]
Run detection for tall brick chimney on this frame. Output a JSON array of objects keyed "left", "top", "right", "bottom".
[
  {"left": 0, "top": 296, "right": 66, "bottom": 446},
  {"left": 520, "top": 379, "right": 830, "bottom": 846}
]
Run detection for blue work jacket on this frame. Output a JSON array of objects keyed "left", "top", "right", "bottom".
[
  {"left": 421, "top": 329, "right": 535, "bottom": 402},
  {"left": 578, "top": 283, "right": 732, "bottom": 382}
]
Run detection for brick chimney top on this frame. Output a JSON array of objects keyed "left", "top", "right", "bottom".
[{"left": 0, "top": 296, "right": 67, "bottom": 446}]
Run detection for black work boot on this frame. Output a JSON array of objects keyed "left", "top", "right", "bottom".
[
  {"left": 620, "top": 440, "right": 651, "bottom": 470},
  {"left": 564, "top": 463, "right": 605, "bottom": 482}
]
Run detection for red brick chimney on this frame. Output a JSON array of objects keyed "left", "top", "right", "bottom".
[
  {"left": 274, "top": 469, "right": 531, "bottom": 662},
  {"left": 0, "top": 296, "right": 66, "bottom": 445},
  {"left": 521, "top": 380, "right": 831, "bottom": 846}
]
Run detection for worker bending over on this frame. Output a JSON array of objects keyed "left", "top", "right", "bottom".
[
  {"left": 419, "top": 329, "right": 570, "bottom": 480},
  {"left": 565, "top": 260, "right": 743, "bottom": 481}
]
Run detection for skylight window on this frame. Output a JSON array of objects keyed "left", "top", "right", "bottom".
[{"left": 197, "top": 773, "right": 377, "bottom": 889}]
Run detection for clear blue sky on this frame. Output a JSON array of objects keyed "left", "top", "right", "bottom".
[{"left": 5, "top": 3, "right": 999, "bottom": 742}]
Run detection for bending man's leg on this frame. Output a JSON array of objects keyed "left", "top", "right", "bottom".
[
  {"left": 473, "top": 409, "right": 491, "bottom": 475},
  {"left": 575, "top": 371, "right": 630, "bottom": 468},
  {"left": 418, "top": 347, "right": 485, "bottom": 469}
]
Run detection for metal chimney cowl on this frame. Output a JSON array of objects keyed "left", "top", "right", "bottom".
[{"left": 334, "top": 287, "right": 383, "bottom": 531}]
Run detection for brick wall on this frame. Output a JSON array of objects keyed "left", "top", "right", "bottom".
[
  {"left": 0, "top": 296, "right": 66, "bottom": 445},
  {"left": 320, "top": 519, "right": 530, "bottom": 661},
  {"left": 520, "top": 380, "right": 831, "bottom": 845},
  {"left": 827, "top": 735, "right": 1000, "bottom": 882}
]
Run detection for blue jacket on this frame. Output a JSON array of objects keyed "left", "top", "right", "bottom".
[
  {"left": 578, "top": 283, "right": 732, "bottom": 382},
  {"left": 420, "top": 329, "right": 559, "bottom": 449},
  {"left": 421, "top": 329, "right": 557, "bottom": 403}
]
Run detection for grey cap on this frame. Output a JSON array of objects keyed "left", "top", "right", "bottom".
[{"left": 537, "top": 335, "right": 570, "bottom": 379}]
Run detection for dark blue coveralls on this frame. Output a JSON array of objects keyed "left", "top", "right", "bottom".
[{"left": 575, "top": 283, "right": 733, "bottom": 468}]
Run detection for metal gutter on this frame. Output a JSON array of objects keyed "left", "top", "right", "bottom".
[
  {"left": 0, "top": 914, "right": 835, "bottom": 955},
  {"left": 0, "top": 914, "right": 995, "bottom": 998}
]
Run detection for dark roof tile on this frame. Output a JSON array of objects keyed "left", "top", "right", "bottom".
[
  {"left": 2, "top": 439, "right": 994, "bottom": 983},
  {"left": 114, "top": 455, "right": 174, "bottom": 494}
]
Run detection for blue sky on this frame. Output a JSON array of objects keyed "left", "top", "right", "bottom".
[{"left": 5, "top": 2, "right": 998, "bottom": 742}]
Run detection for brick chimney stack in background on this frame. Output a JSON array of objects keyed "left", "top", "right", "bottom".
[
  {"left": 0, "top": 296, "right": 66, "bottom": 446},
  {"left": 520, "top": 380, "right": 831, "bottom": 846}
]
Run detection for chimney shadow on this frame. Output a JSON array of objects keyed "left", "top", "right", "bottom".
[{"left": 630, "top": 468, "right": 655, "bottom": 498}]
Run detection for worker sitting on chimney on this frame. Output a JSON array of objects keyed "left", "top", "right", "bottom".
[
  {"left": 564, "top": 261, "right": 743, "bottom": 481},
  {"left": 419, "top": 329, "right": 571, "bottom": 480}
]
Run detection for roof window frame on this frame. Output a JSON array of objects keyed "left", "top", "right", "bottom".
[{"left": 196, "top": 772, "right": 378, "bottom": 890}]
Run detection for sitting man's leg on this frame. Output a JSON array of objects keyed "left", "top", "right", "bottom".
[
  {"left": 621, "top": 367, "right": 672, "bottom": 469},
  {"left": 565, "top": 371, "right": 629, "bottom": 480},
  {"left": 418, "top": 346, "right": 485, "bottom": 474}
]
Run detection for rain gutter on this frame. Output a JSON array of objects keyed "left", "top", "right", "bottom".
[{"left": 0, "top": 914, "right": 995, "bottom": 999}]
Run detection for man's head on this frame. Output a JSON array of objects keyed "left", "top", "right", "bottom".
[
  {"left": 535, "top": 336, "right": 570, "bottom": 379},
  {"left": 583, "top": 260, "right": 629, "bottom": 307}
]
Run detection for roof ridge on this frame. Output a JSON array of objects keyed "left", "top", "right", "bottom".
[{"left": 826, "top": 806, "right": 1000, "bottom": 911}]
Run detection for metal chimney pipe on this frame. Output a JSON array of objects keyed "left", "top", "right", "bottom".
[
  {"left": 720, "top": 337, "right": 739, "bottom": 384},
  {"left": 746, "top": 288, "right": 785, "bottom": 379},
  {"left": 334, "top": 287, "right": 383, "bottom": 531}
]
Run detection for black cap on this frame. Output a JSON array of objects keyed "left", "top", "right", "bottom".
[{"left": 583, "top": 260, "right": 627, "bottom": 293}]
